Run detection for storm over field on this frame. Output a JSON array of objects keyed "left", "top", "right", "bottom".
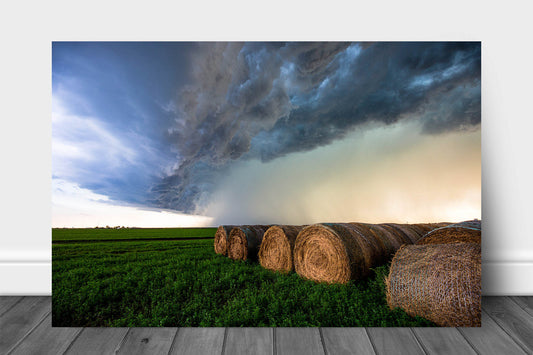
[{"left": 52, "top": 42, "right": 481, "bottom": 227}]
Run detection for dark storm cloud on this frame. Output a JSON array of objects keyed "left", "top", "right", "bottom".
[
  {"left": 155, "top": 42, "right": 481, "bottom": 212},
  {"left": 168, "top": 42, "right": 291, "bottom": 165},
  {"left": 252, "top": 42, "right": 481, "bottom": 161},
  {"left": 279, "top": 42, "right": 350, "bottom": 90}
]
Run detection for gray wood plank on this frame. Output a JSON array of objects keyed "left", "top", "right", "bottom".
[
  {"left": 275, "top": 328, "right": 324, "bottom": 355},
  {"left": 64, "top": 328, "right": 129, "bottom": 355},
  {"left": 0, "top": 297, "right": 50, "bottom": 354},
  {"left": 169, "top": 328, "right": 225, "bottom": 355},
  {"left": 0, "top": 296, "right": 22, "bottom": 317},
  {"left": 321, "top": 328, "right": 376, "bottom": 355},
  {"left": 510, "top": 296, "right": 533, "bottom": 317},
  {"left": 224, "top": 328, "right": 273, "bottom": 355},
  {"left": 3, "top": 296, "right": 533, "bottom": 355},
  {"left": 366, "top": 328, "right": 424, "bottom": 355},
  {"left": 412, "top": 327, "right": 476, "bottom": 355},
  {"left": 483, "top": 296, "right": 533, "bottom": 354},
  {"left": 458, "top": 310, "right": 527, "bottom": 355},
  {"left": 116, "top": 328, "right": 177, "bottom": 355},
  {"left": 9, "top": 314, "right": 82, "bottom": 355}
]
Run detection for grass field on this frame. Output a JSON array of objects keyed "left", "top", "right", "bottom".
[
  {"left": 52, "top": 227, "right": 217, "bottom": 242},
  {"left": 52, "top": 228, "right": 435, "bottom": 327}
]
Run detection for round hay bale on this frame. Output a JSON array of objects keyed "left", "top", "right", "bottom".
[
  {"left": 386, "top": 242, "right": 481, "bottom": 327},
  {"left": 370, "top": 224, "right": 404, "bottom": 254},
  {"left": 379, "top": 224, "right": 412, "bottom": 245},
  {"left": 228, "top": 225, "right": 271, "bottom": 261},
  {"left": 214, "top": 225, "right": 236, "bottom": 255},
  {"left": 294, "top": 224, "right": 356, "bottom": 284},
  {"left": 294, "top": 223, "right": 397, "bottom": 284},
  {"left": 384, "top": 223, "right": 450, "bottom": 244},
  {"left": 258, "top": 225, "right": 306, "bottom": 273},
  {"left": 349, "top": 223, "right": 389, "bottom": 265},
  {"left": 431, "top": 222, "right": 454, "bottom": 229},
  {"left": 417, "top": 220, "right": 481, "bottom": 245},
  {"left": 362, "top": 223, "right": 398, "bottom": 257},
  {"left": 405, "top": 224, "right": 432, "bottom": 239},
  {"left": 384, "top": 223, "right": 426, "bottom": 244},
  {"left": 342, "top": 223, "right": 383, "bottom": 270},
  {"left": 415, "top": 223, "right": 438, "bottom": 234}
]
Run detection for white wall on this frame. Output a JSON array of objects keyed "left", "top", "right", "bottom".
[{"left": 0, "top": 1, "right": 532, "bottom": 295}]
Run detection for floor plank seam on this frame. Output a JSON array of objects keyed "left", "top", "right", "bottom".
[
  {"left": 62, "top": 328, "right": 86, "bottom": 355},
  {"left": 508, "top": 296, "right": 533, "bottom": 318},
  {"left": 272, "top": 327, "right": 276, "bottom": 355},
  {"left": 220, "top": 327, "right": 228, "bottom": 355},
  {"left": 363, "top": 329, "right": 378, "bottom": 355},
  {"left": 60, "top": 328, "right": 84, "bottom": 355},
  {"left": 409, "top": 328, "right": 429, "bottom": 355},
  {"left": 114, "top": 328, "right": 132, "bottom": 354},
  {"left": 318, "top": 328, "right": 328, "bottom": 355},
  {"left": 0, "top": 296, "right": 24, "bottom": 318},
  {"left": 482, "top": 304, "right": 531, "bottom": 355},
  {"left": 6, "top": 310, "right": 51, "bottom": 355},
  {"left": 456, "top": 328, "right": 482, "bottom": 355},
  {"left": 166, "top": 327, "right": 180, "bottom": 355}
]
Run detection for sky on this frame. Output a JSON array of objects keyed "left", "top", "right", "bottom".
[{"left": 52, "top": 42, "right": 481, "bottom": 228}]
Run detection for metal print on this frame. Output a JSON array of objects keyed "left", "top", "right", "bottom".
[{"left": 52, "top": 42, "right": 481, "bottom": 327}]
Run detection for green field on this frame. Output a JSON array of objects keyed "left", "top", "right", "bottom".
[
  {"left": 52, "top": 228, "right": 435, "bottom": 327},
  {"left": 52, "top": 227, "right": 217, "bottom": 242}
]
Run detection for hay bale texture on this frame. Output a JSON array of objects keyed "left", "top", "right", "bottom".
[
  {"left": 228, "top": 225, "right": 272, "bottom": 261},
  {"left": 293, "top": 223, "right": 433, "bottom": 284},
  {"left": 213, "top": 225, "right": 237, "bottom": 255},
  {"left": 386, "top": 242, "right": 481, "bottom": 327},
  {"left": 258, "top": 225, "right": 306, "bottom": 273},
  {"left": 417, "top": 220, "right": 481, "bottom": 245},
  {"left": 384, "top": 222, "right": 452, "bottom": 244}
]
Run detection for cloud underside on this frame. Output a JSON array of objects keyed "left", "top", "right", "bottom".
[{"left": 152, "top": 42, "right": 481, "bottom": 214}]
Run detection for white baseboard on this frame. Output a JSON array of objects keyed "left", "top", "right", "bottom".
[
  {"left": 1, "top": 260, "right": 532, "bottom": 296},
  {"left": 482, "top": 261, "right": 533, "bottom": 295},
  {"left": 0, "top": 262, "right": 51, "bottom": 295}
]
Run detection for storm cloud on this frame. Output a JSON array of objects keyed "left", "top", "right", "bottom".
[{"left": 153, "top": 42, "right": 481, "bottom": 213}]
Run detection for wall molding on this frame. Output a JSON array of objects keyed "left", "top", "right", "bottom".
[
  {"left": 0, "top": 251, "right": 50, "bottom": 263},
  {"left": 482, "top": 261, "right": 533, "bottom": 295},
  {"left": 0, "top": 261, "right": 51, "bottom": 295},
  {"left": 1, "top": 259, "right": 532, "bottom": 296}
]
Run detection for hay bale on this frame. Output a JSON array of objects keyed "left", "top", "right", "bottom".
[
  {"left": 382, "top": 224, "right": 417, "bottom": 244},
  {"left": 361, "top": 223, "right": 399, "bottom": 258},
  {"left": 415, "top": 223, "right": 442, "bottom": 235},
  {"left": 386, "top": 242, "right": 481, "bottom": 327},
  {"left": 379, "top": 224, "right": 413, "bottom": 245},
  {"left": 370, "top": 224, "right": 405, "bottom": 254},
  {"left": 294, "top": 223, "right": 415, "bottom": 284},
  {"left": 384, "top": 223, "right": 426, "bottom": 244},
  {"left": 425, "top": 222, "right": 453, "bottom": 231},
  {"left": 349, "top": 223, "right": 390, "bottom": 265},
  {"left": 384, "top": 223, "right": 451, "bottom": 244},
  {"left": 258, "top": 225, "right": 306, "bottom": 273},
  {"left": 417, "top": 220, "right": 481, "bottom": 245},
  {"left": 214, "top": 225, "right": 237, "bottom": 255},
  {"left": 293, "top": 224, "right": 357, "bottom": 284},
  {"left": 228, "top": 225, "right": 271, "bottom": 261}
]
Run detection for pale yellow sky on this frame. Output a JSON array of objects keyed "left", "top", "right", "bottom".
[{"left": 205, "top": 119, "right": 481, "bottom": 225}]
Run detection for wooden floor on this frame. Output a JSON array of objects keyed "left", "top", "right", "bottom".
[{"left": 1, "top": 297, "right": 532, "bottom": 354}]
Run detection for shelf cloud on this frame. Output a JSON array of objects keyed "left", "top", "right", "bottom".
[{"left": 153, "top": 42, "right": 481, "bottom": 215}]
